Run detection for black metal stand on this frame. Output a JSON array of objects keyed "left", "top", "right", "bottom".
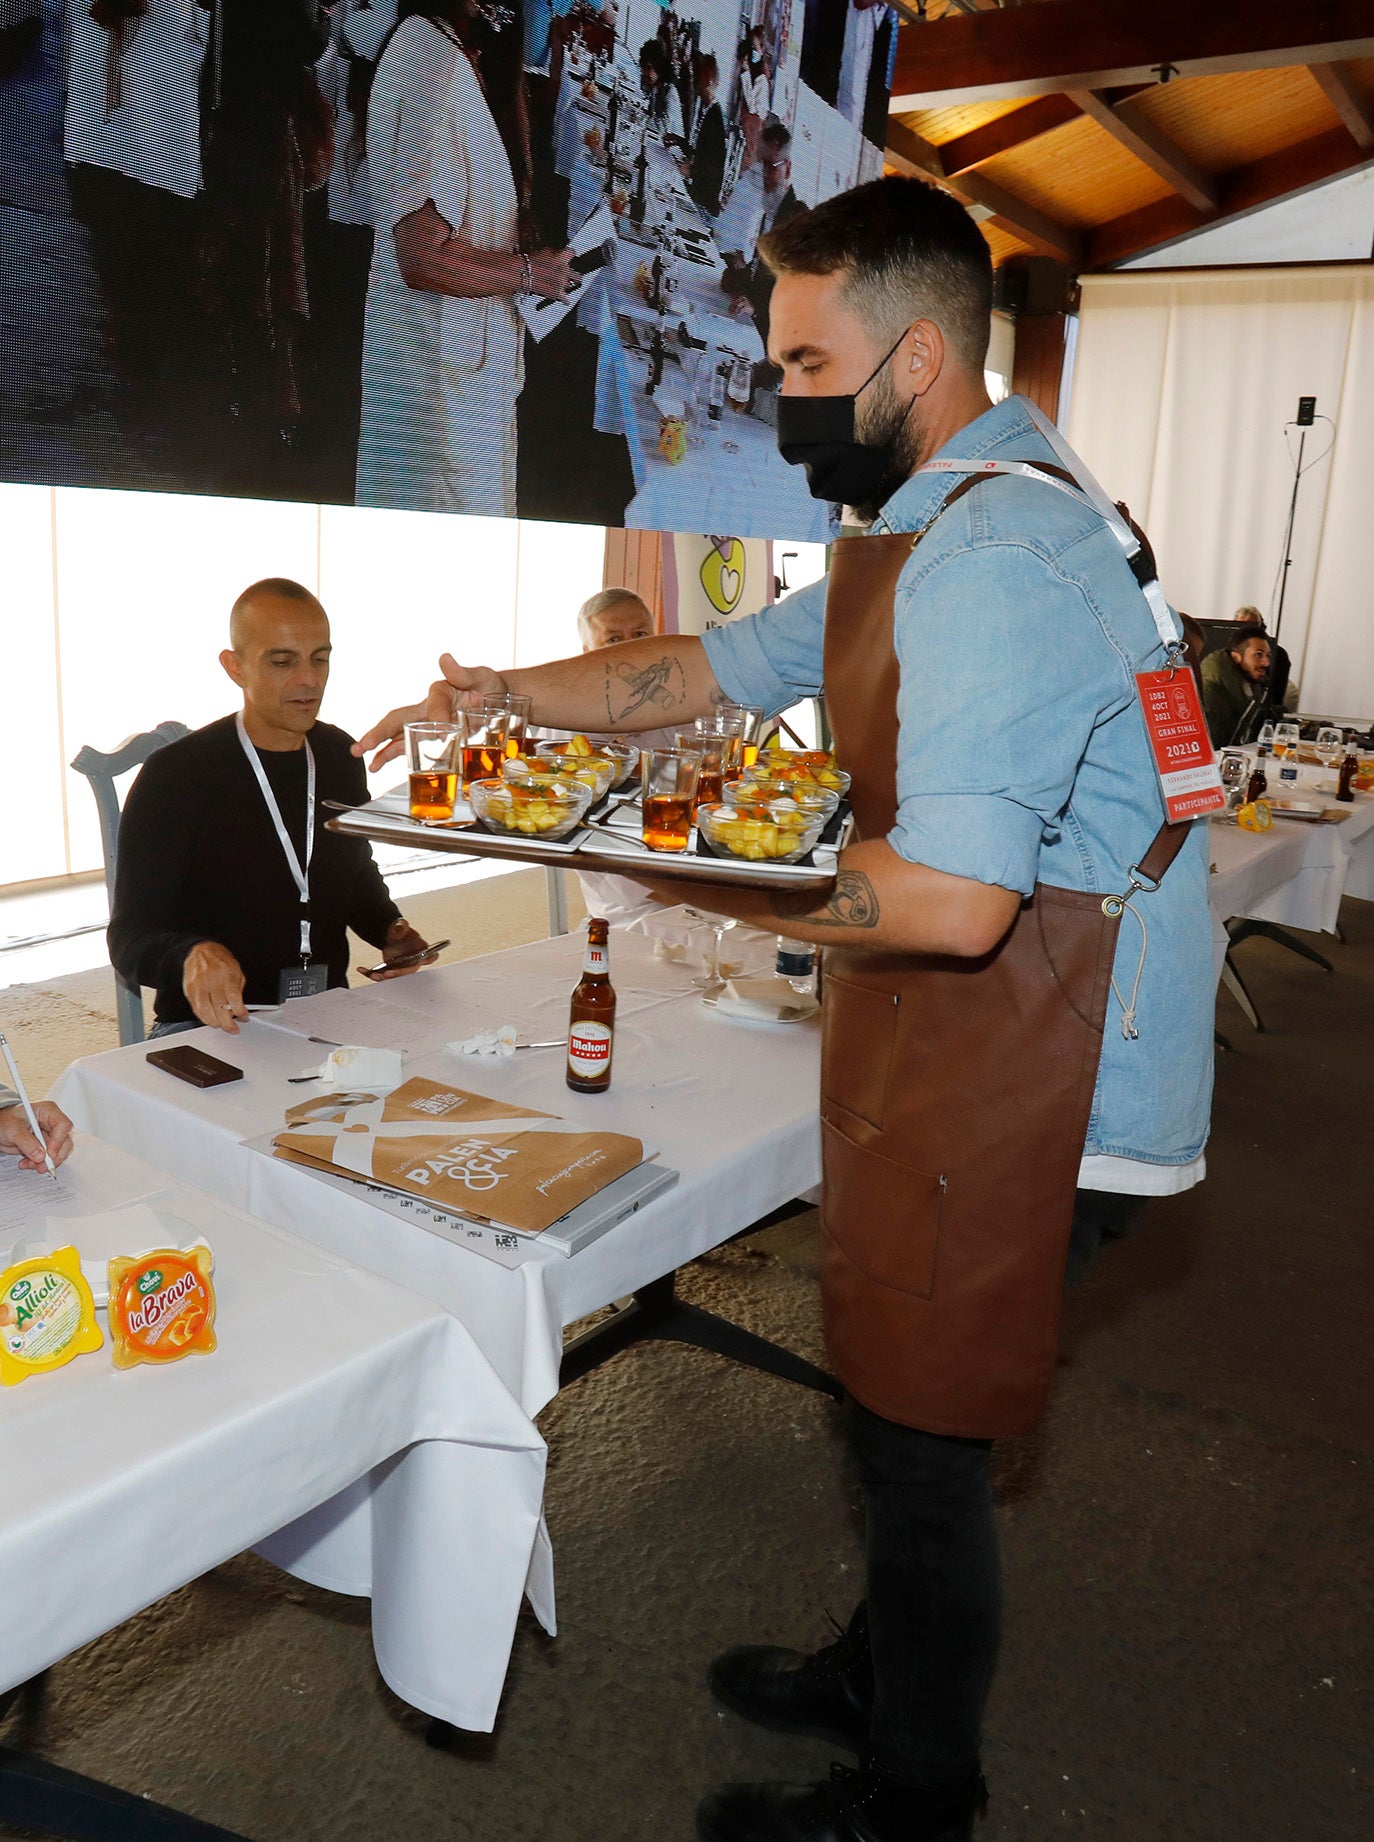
[
  {"left": 1228, "top": 917, "right": 1333, "bottom": 971},
  {"left": 1272, "top": 425, "right": 1305, "bottom": 647},
  {"left": 559, "top": 1270, "right": 842, "bottom": 1398},
  {"left": 1, "top": 1675, "right": 253, "bottom": 1842}
]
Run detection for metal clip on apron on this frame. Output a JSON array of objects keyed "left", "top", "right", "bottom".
[{"left": 819, "top": 423, "right": 1191, "bottom": 1439}]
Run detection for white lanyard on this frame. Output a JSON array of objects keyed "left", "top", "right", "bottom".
[
  {"left": 915, "top": 400, "right": 1184, "bottom": 663},
  {"left": 235, "top": 713, "right": 316, "bottom": 963}
]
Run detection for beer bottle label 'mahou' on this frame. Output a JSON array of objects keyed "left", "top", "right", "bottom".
[{"left": 567, "top": 1021, "right": 613, "bottom": 1080}]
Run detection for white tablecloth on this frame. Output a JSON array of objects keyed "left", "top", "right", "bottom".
[
  {"left": 1207, "top": 781, "right": 1374, "bottom": 974},
  {"left": 0, "top": 1137, "right": 544, "bottom": 1729},
  {"left": 53, "top": 932, "right": 823, "bottom": 1644}
]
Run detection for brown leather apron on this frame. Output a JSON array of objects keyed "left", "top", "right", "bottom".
[{"left": 819, "top": 525, "right": 1185, "bottom": 1439}]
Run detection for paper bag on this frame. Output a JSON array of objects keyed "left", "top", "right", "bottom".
[{"left": 272, "top": 1078, "right": 645, "bottom": 1234}]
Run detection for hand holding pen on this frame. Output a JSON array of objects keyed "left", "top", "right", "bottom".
[{"left": 0, "top": 1033, "right": 72, "bottom": 1180}]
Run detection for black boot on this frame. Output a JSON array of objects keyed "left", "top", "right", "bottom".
[
  {"left": 696, "top": 1761, "right": 988, "bottom": 1842},
  {"left": 708, "top": 1606, "right": 873, "bottom": 1754}
]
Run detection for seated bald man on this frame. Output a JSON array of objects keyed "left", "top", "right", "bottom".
[{"left": 109, "top": 578, "right": 434, "bottom": 1035}]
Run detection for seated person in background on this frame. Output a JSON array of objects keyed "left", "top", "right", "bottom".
[
  {"left": 717, "top": 121, "right": 803, "bottom": 346},
  {"left": 638, "top": 36, "right": 684, "bottom": 142},
  {"left": 572, "top": 588, "right": 678, "bottom": 927},
  {"left": 1202, "top": 628, "right": 1271, "bottom": 746},
  {"left": 109, "top": 578, "right": 435, "bottom": 1036},
  {"left": 683, "top": 53, "right": 726, "bottom": 218},
  {"left": 1235, "top": 603, "right": 1293, "bottom": 711},
  {"left": 0, "top": 1089, "right": 73, "bottom": 1172}
]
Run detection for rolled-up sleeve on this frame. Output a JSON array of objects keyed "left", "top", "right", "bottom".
[
  {"left": 700, "top": 575, "right": 828, "bottom": 716},
  {"left": 890, "top": 544, "right": 1121, "bottom": 895}
]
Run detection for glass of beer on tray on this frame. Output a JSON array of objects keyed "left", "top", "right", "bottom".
[
  {"left": 641, "top": 747, "right": 703, "bottom": 852},
  {"left": 405, "top": 721, "right": 462, "bottom": 823},
  {"left": 459, "top": 696, "right": 531, "bottom": 787},
  {"left": 677, "top": 728, "right": 730, "bottom": 808},
  {"left": 714, "top": 703, "right": 765, "bottom": 770}
]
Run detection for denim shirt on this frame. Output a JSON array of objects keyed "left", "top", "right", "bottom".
[{"left": 702, "top": 395, "right": 1214, "bottom": 1166}]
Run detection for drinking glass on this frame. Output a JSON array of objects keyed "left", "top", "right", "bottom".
[
  {"left": 682, "top": 907, "right": 738, "bottom": 992},
  {"left": 641, "top": 747, "right": 703, "bottom": 851},
  {"left": 459, "top": 696, "right": 530, "bottom": 787},
  {"left": 1315, "top": 726, "right": 1345, "bottom": 774},
  {"left": 404, "top": 722, "right": 462, "bottom": 823},
  {"left": 1257, "top": 721, "right": 1276, "bottom": 753},
  {"left": 1275, "top": 720, "right": 1300, "bottom": 760},
  {"left": 714, "top": 703, "right": 765, "bottom": 770},
  {"left": 678, "top": 727, "right": 733, "bottom": 808}
]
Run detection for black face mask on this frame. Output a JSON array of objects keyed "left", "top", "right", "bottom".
[{"left": 775, "top": 327, "right": 916, "bottom": 511}]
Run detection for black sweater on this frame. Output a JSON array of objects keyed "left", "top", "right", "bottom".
[{"left": 108, "top": 715, "right": 399, "bottom": 1025}]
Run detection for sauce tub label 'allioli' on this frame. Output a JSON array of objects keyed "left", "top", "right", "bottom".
[
  {"left": 0, "top": 1246, "right": 104, "bottom": 1386},
  {"left": 107, "top": 1243, "right": 217, "bottom": 1368}
]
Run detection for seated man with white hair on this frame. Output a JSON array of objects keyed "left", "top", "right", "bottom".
[{"left": 573, "top": 588, "right": 680, "bottom": 926}]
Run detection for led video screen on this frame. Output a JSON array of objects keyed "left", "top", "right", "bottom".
[{"left": 1, "top": 1, "right": 898, "bottom": 540}]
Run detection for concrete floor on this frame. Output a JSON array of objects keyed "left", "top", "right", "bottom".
[{"left": 2, "top": 886, "right": 1371, "bottom": 1841}]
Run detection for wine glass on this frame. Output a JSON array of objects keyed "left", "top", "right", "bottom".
[
  {"left": 683, "top": 907, "right": 738, "bottom": 993},
  {"left": 1315, "top": 726, "right": 1345, "bottom": 776}
]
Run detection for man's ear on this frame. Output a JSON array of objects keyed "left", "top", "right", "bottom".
[
  {"left": 906, "top": 319, "right": 945, "bottom": 396},
  {"left": 220, "top": 648, "right": 244, "bottom": 689}
]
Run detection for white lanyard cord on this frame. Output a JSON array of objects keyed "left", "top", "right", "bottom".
[
  {"left": 916, "top": 400, "right": 1185, "bottom": 663},
  {"left": 235, "top": 714, "right": 316, "bottom": 964}
]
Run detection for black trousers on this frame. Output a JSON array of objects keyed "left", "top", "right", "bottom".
[{"left": 848, "top": 1188, "right": 1145, "bottom": 1785}]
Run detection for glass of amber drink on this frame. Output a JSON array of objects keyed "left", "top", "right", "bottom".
[
  {"left": 459, "top": 697, "right": 529, "bottom": 787},
  {"left": 678, "top": 728, "right": 731, "bottom": 808},
  {"left": 405, "top": 722, "right": 462, "bottom": 822},
  {"left": 641, "top": 747, "right": 703, "bottom": 851},
  {"left": 712, "top": 703, "right": 764, "bottom": 770}
]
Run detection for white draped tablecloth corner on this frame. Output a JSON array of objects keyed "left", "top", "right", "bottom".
[
  {"left": 0, "top": 1136, "right": 545, "bottom": 1731},
  {"left": 52, "top": 930, "right": 824, "bottom": 1687}
]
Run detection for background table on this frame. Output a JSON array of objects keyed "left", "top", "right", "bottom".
[
  {"left": 0, "top": 1135, "right": 545, "bottom": 1748},
  {"left": 53, "top": 931, "right": 824, "bottom": 1645}
]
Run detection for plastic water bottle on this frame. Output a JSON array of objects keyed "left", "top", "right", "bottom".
[{"left": 776, "top": 940, "right": 817, "bottom": 997}]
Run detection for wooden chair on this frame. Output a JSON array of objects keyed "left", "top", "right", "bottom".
[{"left": 70, "top": 723, "right": 188, "bottom": 1046}]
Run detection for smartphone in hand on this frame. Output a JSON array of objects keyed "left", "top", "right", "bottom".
[{"left": 361, "top": 939, "right": 450, "bottom": 977}]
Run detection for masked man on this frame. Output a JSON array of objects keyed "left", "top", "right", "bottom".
[{"left": 356, "top": 177, "right": 1214, "bottom": 1842}]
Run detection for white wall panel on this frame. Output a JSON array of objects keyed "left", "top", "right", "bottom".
[
  {"left": 318, "top": 504, "right": 519, "bottom": 758},
  {"left": 513, "top": 521, "right": 607, "bottom": 669},
  {"left": 52, "top": 489, "right": 319, "bottom": 874},
  {"left": 0, "top": 487, "right": 66, "bottom": 884}
]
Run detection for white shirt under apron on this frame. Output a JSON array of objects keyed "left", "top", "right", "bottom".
[
  {"left": 356, "top": 14, "right": 522, "bottom": 516},
  {"left": 64, "top": 0, "right": 208, "bottom": 198}
]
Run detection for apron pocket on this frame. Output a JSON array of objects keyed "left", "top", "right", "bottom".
[
  {"left": 822, "top": 975, "right": 899, "bottom": 1133},
  {"left": 821, "top": 1115, "right": 945, "bottom": 1300}
]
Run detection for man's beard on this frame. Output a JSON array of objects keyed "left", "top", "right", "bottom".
[{"left": 849, "top": 363, "right": 923, "bottom": 526}]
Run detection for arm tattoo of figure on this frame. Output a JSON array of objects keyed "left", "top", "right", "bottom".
[
  {"left": 771, "top": 870, "right": 879, "bottom": 931},
  {"left": 605, "top": 654, "right": 687, "bottom": 725}
]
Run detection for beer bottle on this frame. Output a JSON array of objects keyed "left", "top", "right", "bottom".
[{"left": 567, "top": 918, "right": 616, "bottom": 1093}]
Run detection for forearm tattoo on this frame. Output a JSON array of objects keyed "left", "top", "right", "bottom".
[
  {"left": 772, "top": 870, "right": 880, "bottom": 931},
  {"left": 604, "top": 654, "right": 687, "bottom": 725}
]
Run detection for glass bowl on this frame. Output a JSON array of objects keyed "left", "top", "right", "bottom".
[
  {"left": 468, "top": 775, "right": 593, "bottom": 839},
  {"left": 530, "top": 749, "right": 617, "bottom": 802},
  {"left": 537, "top": 735, "right": 641, "bottom": 789},
  {"left": 744, "top": 751, "right": 851, "bottom": 798},
  {"left": 698, "top": 800, "right": 828, "bottom": 866},
  {"left": 726, "top": 776, "right": 839, "bottom": 822}
]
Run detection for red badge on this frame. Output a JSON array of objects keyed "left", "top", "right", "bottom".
[{"left": 1134, "top": 669, "right": 1227, "bottom": 822}]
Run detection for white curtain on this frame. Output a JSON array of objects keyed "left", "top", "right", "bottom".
[{"left": 1065, "top": 264, "right": 1374, "bottom": 723}]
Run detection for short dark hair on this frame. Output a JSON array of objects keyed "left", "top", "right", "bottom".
[
  {"left": 639, "top": 37, "right": 668, "bottom": 80},
  {"left": 696, "top": 51, "right": 718, "bottom": 89},
  {"left": 760, "top": 118, "right": 791, "bottom": 153},
  {"left": 760, "top": 174, "right": 994, "bottom": 372},
  {"left": 1229, "top": 631, "right": 1270, "bottom": 659}
]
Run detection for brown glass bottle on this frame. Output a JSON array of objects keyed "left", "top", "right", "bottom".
[
  {"left": 1337, "top": 749, "right": 1359, "bottom": 803},
  {"left": 1245, "top": 747, "right": 1269, "bottom": 805},
  {"left": 567, "top": 918, "right": 616, "bottom": 1092}
]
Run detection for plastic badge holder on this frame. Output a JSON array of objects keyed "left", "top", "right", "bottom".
[{"left": 0, "top": 1246, "right": 103, "bottom": 1386}]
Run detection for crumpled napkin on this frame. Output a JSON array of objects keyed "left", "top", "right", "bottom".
[
  {"left": 448, "top": 1024, "right": 520, "bottom": 1058},
  {"left": 299, "top": 1045, "right": 406, "bottom": 1088}
]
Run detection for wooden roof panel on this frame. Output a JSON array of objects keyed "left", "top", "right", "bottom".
[
  {"left": 980, "top": 221, "right": 1036, "bottom": 268},
  {"left": 976, "top": 113, "right": 1175, "bottom": 228},
  {"left": 895, "top": 98, "right": 1027, "bottom": 148},
  {"left": 1124, "top": 66, "right": 1339, "bottom": 170}
]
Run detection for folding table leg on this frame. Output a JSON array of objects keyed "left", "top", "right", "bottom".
[
  {"left": 545, "top": 867, "right": 569, "bottom": 936},
  {"left": 1220, "top": 955, "right": 1263, "bottom": 1032},
  {"left": 1225, "top": 918, "right": 1333, "bottom": 972},
  {"left": 0, "top": 1744, "right": 255, "bottom": 1842}
]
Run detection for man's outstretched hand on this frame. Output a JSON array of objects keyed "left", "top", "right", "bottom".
[{"left": 352, "top": 657, "right": 512, "bottom": 772}]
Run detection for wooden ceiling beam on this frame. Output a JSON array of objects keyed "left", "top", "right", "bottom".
[
  {"left": 937, "top": 95, "right": 1083, "bottom": 174},
  {"left": 890, "top": 0, "right": 1374, "bottom": 109},
  {"left": 1067, "top": 88, "right": 1221, "bottom": 212},
  {"left": 1308, "top": 60, "right": 1374, "bottom": 151},
  {"left": 886, "top": 118, "right": 1083, "bottom": 264},
  {"left": 1085, "top": 125, "right": 1365, "bottom": 268}
]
